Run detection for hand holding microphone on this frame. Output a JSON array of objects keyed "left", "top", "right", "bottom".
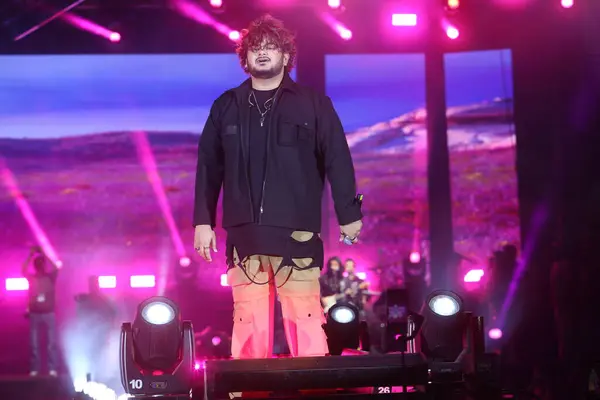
[{"left": 340, "top": 194, "right": 363, "bottom": 246}]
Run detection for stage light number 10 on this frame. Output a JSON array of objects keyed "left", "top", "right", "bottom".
[{"left": 129, "top": 379, "right": 143, "bottom": 389}]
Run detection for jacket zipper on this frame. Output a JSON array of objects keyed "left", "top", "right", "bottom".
[
  {"left": 258, "top": 88, "right": 282, "bottom": 224},
  {"left": 242, "top": 103, "right": 255, "bottom": 222}
]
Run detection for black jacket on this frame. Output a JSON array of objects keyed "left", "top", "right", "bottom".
[{"left": 193, "top": 74, "right": 362, "bottom": 233}]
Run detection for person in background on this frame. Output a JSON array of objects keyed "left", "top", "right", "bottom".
[
  {"left": 74, "top": 275, "right": 117, "bottom": 330},
  {"left": 22, "top": 245, "right": 61, "bottom": 377},
  {"left": 340, "top": 258, "right": 370, "bottom": 314},
  {"left": 74, "top": 275, "right": 117, "bottom": 381},
  {"left": 319, "top": 256, "right": 345, "bottom": 312}
]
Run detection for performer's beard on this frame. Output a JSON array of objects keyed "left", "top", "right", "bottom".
[{"left": 248, "top": 57, "right": 285, "bottom": 79}]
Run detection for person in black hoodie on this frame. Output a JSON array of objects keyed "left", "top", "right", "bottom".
[{"left": 192, "top": 15, "right": 363, "bottom": 359}]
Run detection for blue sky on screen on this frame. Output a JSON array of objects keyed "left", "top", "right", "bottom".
[
  {"left": 0, "top": 50, "right": 511, "bottom": 138},
  {"left": 327, "top": 49, "right": 512, "bottom": 132},
  {"left": 444, "top": 49, "right": 513, "bottom": 107},
  {"left": 0, "top": 54, "right": 247, "bottom": 138}
]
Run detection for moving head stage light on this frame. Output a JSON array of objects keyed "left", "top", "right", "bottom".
[
  {"left": 120, "top": 296, "right": 196, "bottom": 399},
  {"left": 323, "top": 301, "right": 368, "bottom": 355},
  {"left": 419, "top": 290, "right": 482, "bottom": 382},
  {"left": 202, "top": 289, "right": 497, "bottom": 398}
]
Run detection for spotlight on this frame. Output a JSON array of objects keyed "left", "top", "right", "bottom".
[
  {"left": 409, "top": 252, "right": 421, "bottom": 263},
  {"left": 228, "top": 30, "right": 240, "bottom": 41},
  {"left": 331, "top": 303, "right": 356, "bottom": 323},
  {"left": 391, "top": 13, "right": 418, "bottom": 27},
  {"left": 447, "top": 0, "right": 460, "bottom": 10},
  {"left": 488, "top": 328, "right": 502, "bottom": 340},
  {"left": 428, "top": 291, "right": 461, "bottom": 317},
  {"left": 179, "top": 256, "right": 191, "bottom": 267},
  {"left": 561, "top": 0, "right": 574, "bottom": 8},
  {"left": 339, "top": 27, "right": 352, "bottom": 40},
  {"left": 209, "top": 0, "right": 223, "bottom": 7},
  {"left": 120, "top": 296, "right": 195, "bottom": 397},
  {"left": 420, "top": 290, "right": 474, "bottom": 366},
  {"left": 323, "top": 302, "right": 361, "bottom": 355},
  {"left": 446, "top": 26, "right": 460, "bottom": 39},
  {"left": 130, "top": 275, "right": 156, "bottom": 288},
  {"left": 463, "top": 269, "right": 484, "bottom": 283},
  {"left": 109, "top": 32, "right": 121, "bottom": 42},
  {"left": 328, "top": 0, "right": 341, "bottom": 9},
  {"left": 98, "top": 275, "right": 117, "bottom": 289}
]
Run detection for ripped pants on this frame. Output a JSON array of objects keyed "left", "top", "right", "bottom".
[{"left": 227, "top": 234, "right": 328, "bottom": 359}]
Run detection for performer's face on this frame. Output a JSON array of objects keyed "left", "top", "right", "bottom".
[
  {"left": 330, "top": 260, "right": 340, "bottom": 271},
  {"left": 345, "top": 261, "right": 355, "bottom": 273},
  {"left": 247, "top": 38, "right": 289, "bottom": 79},
  {"left": 33, "top": 256, "right": 45, "bottom": 273}
]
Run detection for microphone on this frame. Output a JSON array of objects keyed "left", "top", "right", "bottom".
[{"left": 342, "top": 194, "right": 363, "bottom": 246}]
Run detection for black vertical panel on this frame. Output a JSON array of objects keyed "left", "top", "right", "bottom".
[
  {"left": 509, "top": 4, "right": 585, "bottom": 394},
  {"left": 425, "top": 6, "right": 455, "bottom": 289}
]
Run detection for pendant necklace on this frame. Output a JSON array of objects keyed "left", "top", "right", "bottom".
[{"left": 249, "top": 88, "right": 280, "bottom": 127}]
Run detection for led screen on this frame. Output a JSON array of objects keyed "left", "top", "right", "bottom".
[{"left": 445, "top": 49, "right": 519, "bottom": 274}]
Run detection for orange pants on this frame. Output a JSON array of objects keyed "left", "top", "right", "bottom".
[{"left": 227, "top": 237, "right": 329, "bottom": 359}]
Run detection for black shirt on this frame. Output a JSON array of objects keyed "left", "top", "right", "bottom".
[
  {"left": 248, "top": 88, "right": 277, "bottom": 216},
  {"left": 319, "top": 273, "right": 344, "bottom": 297},
  {"left": 225, "top": 88, "right": 323, "bottom": 272},
  {"left": 341, "top": 275, "right": 366, "bottom": 310}
]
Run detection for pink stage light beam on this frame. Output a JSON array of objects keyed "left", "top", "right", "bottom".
[
  {"left": 131, "top": 131, "right": 186, "bottom": 258},
  {"left": 319, "top": 12, "right": 353, "bottom": 41},
  {"left": 0, "top": 163, "right": 59, "bottom": 263},
  {"left": 61, "top": 12, "right": 121, "bottom": 42},
  {"left": 172, "top": 0, "right": 238, "bottom": 41},
  {"left": 13, "top": 0, "right": 87, "bottom": 41}
]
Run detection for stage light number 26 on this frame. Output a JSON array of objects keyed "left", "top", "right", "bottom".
[
  {"left": 129, "top": 379, "right": 143, "bottom": 389},
  {"left": 377, "top": 386, "right": 391, "bottom": 394}
]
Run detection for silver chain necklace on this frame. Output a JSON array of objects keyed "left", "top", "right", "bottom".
[{"left": 248, "top": 88, "right": 280, "bottom": 127}]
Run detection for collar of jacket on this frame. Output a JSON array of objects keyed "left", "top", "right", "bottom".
[{"left": 229, "top": 72, "right": 299, "bottom": 104}]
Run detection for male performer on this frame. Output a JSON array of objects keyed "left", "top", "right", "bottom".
[
  {"left": 22, "top": 246, "right": 60, "bottom": 376},
  {"left": 340, "top": 258, "right": 370, "bottom": 314},
  {"left": 193, "top": 15, "right": 363, "bottom": 359}
]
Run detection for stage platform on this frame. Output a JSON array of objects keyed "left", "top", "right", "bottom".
[
  {"left": 203, "top": 353, "right": 430, "bottom": 399},
  {"left": 0, "top": 374, "right": 74, "bottom": 400}
]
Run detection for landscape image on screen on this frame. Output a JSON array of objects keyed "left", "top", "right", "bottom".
[
  {"left": 0, "top": 54, "right": 250, "bottom": 278},
  {"left": 325, "top": 53, "right": 428, "bottom": 289},
  {"left": 445, "top": 49, "right": 520, "bottom": 271},
  {"left": 0, "top": 53, "right": 250, "bottom": 382}
]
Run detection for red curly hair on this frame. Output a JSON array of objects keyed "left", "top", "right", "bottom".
[{"left": 235, "top": 14, "right": 297, "bottom": 73}]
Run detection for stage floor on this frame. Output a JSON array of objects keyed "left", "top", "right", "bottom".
[{"left": 0, "top": 374, "right": 74, "bottom": 400}]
